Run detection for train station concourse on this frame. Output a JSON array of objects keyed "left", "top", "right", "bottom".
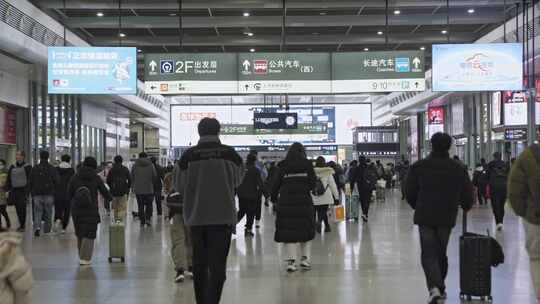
[{"left": 0, "top": 0, "right": 539, "bottom": 303}]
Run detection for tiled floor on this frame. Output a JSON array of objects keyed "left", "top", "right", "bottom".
[{"left": 14, "top": 190, "right": 539, "bottom": 303}]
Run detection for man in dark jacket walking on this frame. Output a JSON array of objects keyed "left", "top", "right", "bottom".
[
  {"left": 131, "top": 152, "right": 157, "bottom": 228},
  {"left": 487, "top": 151, "right": 509, "bottom": 231},
  {"left": 150, "top": 156, "right": 164, "bottom": 217},
  {"left": 349, "top": 157, "right": 375, "bottom": 223},
  {"left": 54, "top": 154, "right": 75, "bottom": 233},
  {"left": 29, "top": 151, "right": 60, "bottom": 237},
  {"left": 6, "top": 151, "right": 32, "bottom": 232},
  {"left": 406, "top": 132, "right": 474, "bottom": 304},
  {"left": 176, "top": 118, "right": 244, "bottom": 304},
  {"left": 106, "top": 155, "right": 131, "bottom": 223},
  {"left": 236, "top": 153, "right": 263, "bottom": 237}
]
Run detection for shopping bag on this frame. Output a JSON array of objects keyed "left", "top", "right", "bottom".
[{"left": 333, "top": 205, "right": 345, "bottom": 222}]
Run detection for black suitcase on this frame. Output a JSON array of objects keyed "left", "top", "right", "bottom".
[{"left": 459, "top": 211, "right": 493, "bottom": 302}]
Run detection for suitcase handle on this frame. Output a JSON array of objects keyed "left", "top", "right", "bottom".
[{"left": 462, "top": 209, "right": 468, "bottom": 235}]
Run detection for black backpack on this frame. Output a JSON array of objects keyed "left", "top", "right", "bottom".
[
  {"left": 71, "top": 186, "right": 93, "bottom": 220},
  {"left": 109, "top": 167, "right": 129, "bottom": 196},
  {"left": 312, "top": 177, "right": 328, "bottom": 196}
]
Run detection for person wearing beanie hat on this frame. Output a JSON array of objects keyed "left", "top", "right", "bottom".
[
  {"left": 406, "top": 132, "right": 474, "bottom": 304},
  {"left": 175, "top": 117, "right": 244, "bottom": 304},
  {"left": 68, "top": 156, "right": 113, "bottom": 266}
]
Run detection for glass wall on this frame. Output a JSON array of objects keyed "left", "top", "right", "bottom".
[{"left": 31, "top": 82, "right": 81, "bottom": 164}]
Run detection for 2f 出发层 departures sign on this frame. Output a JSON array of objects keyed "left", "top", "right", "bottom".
[
  {"left": 48, "top": 47, "right": 137, "bottom": 94},
  {"left": 332, "top": 51, "right": 425, "bottom": 93},
  {"left": 238, "top": 53, "right": 332, "bottom": 94},
  {"left": 144, "top": 53, "right": 237, "bottom": 94}
]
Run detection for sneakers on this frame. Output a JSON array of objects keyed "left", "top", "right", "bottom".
[
  {"left": 54, "top": 219, "right": 62, "bottom": 232},
  {"left": 300, "top": 256, "right": 311, "bottom": 270},
  {"left": 185, "top": 267, "right": 194, "bottom": 279},
  {"left": 79, "top": 259, "right": 91, "bottom": 266},
  {"left": 316, "top": 222, "right": 322, "bottom": 234},
  {"left": 255, "top": 220, "right": 261, "bottom": 228},
  {"left": 34, "top": 230, "right": 41, "bottom": 237},
  {"left": 60, "top": 229, "right": 66, "bottom": 234},
  {"left": 175, "top": 269, "right": 185, "bottom": 283},
  {"left": 324, "top": 225, "right": 331, "bottom": 233},
  {"left": 245, "top": 230, "right": 254, "bottom": 237},
  {"left": 286, "top": 260, "right": 297, "bottom": 273},
  {"left": 428, "top": 287, "right": 443, "bottom": 304},
  {"left": 496, "top": 223, "right": 504, "bottom": 231},
  {"left": 361, "top": 214, "right": 368, "bottom": 223}
]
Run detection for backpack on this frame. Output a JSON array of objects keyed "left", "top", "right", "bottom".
[
  {"left": 31, "top": 165, "right": 54, "bottom": 194},
  {"left": 364, "top": 168, "right": 378, "bottom": 188},
  {"left": 72, "top": 186, "right": 92, "bottom": 208},
  {"left": 10, "top": 165, "right": 28, "bottom": 188},
  {"left": 109, "top": 167, "right": 129, "bottom": 196},
  {"left": 312, "top": 177, "right": 328, "bottom": 196},
  {"left": 490, "top": 162, "right": 509, "bottom": 190}
]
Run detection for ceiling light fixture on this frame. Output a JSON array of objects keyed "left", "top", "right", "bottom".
[
  {"left": 467, "top": 8, "right": 475, "bottom": 14},
  {"left": 96, "top": 12, "right": 104, "bottom": 17},
  {"left": 119, "top": 32, "right": 126, "bottom": 38},
  {"left": 137, "top": 49, "right": 142, "bottom": 53},
  {"left": 247, "top": 32, "right": 254, "bottom": 37},
  {"left": 169, "top": 13, "right": 177, "bottom": 16},
  {"left": 441, "top": 30, "right": 448, "bottom": 34},
  {"left": 312, "top": 32, "right": 320, "bottom": 35},
  {"left": 243, "top": 12, "right": 250, "bottom": 17},
  {"left": 377, "top": 31, "right": 383, "bottom": 35},
  {"left": 319, "top": 12, "right": 327, "bottom": 15},
  {"left": 250, "top": 48, "right": 255, "bottom": 52},
  {"left": 393, "top": 10, "right": 401, "bottom": 15},
  {"left": 420, "top": 46, "right": 426, "bottom": 50},
  {"left": 364, "top": 47, "right": 369, "bottom": 51}
]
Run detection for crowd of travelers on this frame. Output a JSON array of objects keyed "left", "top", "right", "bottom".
[{"left": 0, "top": 117, "right": 539, "bottom": 304}]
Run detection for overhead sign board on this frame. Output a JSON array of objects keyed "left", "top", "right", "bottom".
[
  {"left": 503, "top": 91, "right": 528, "bottom": 126},
  {"left": 48, "top": 47, "right": 137, "bottom": 94},
  {"left": 332, "top": 51, "right": 425, "bottom": 93},
  {"left": 504, "top": 128, "right": 527, "bottom": 141},
  {"left": 253, "top": 112, "right": 298, "bottom": 129},
  {"left": 144, "top": 53, "right": 237, "bottom": 94},
  {"left": 355, "top": 143, "right": 400, "bottom": 157},
  {"left": 432, "top": 43, "right": 523, "bottom": 92},
  {"left": 238, "top": 53, "right": 331, "bottom": 94}
]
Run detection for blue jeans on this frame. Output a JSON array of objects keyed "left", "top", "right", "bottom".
[{"left": 33, "top": 195, "right": 54, "bottom": 233}]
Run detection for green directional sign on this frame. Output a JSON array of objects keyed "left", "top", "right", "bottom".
[
  {"left": 144, "top": 53, "right": 237, "bottom": 94},
  {"left": 238, "top": 52, "right": 331, "bottom": 94},
  {"left": 332, "top": 51, "right": 425, "bottom": 93}
]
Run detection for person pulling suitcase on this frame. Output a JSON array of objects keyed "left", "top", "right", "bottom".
[{"left": 406, "top": 133, "right": 474, "bottom": 304}]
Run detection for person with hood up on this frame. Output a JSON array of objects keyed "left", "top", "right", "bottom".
[
  {"left": 350, "top": 157, "right": 377, "bottom": 223},
  {"left": 68, "top": 156, "right": 112, "bottom": 266},
  {"left": 0, "top": 231, "right": 34, "bottom": 304},
  {"left": 131, "top": 152, "right": 157, "bottom": 228},
  {"left": 271, "top": 142, "right": 316, "bottom": 272},
  {"left": 312, "top": 157, "right": 339, "bottom": 233},
  {"left": 54, "top": 155, "right": 75, "bottom": 233}
]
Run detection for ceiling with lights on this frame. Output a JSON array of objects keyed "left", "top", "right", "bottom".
[{"left": 30, "top": 0, "right": 522, "bottom": 78}]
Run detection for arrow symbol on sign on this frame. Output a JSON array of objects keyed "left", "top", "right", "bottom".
[
  {"left": 242, "top": 60, "right": 251, "bottom": 71},
  {"left": 414, "top": 82, "right": 419, "bottom": 88},
  {"left": 412, "top": 57, "right": 421, "bottom": 69},
  {"left": 149, "top": 60, "right": 157, "bottom": 72},
  {"left": 150, "top": 85, "right": 157, "bottom": 90}
]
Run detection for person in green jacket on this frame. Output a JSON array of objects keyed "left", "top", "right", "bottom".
[{"left": 508, "top": 144, "right": 540, "bottom": 300}]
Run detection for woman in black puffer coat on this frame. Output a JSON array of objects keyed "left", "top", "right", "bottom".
[
  {"left": 271, "top": 142, "right": 316, "bottom": 272},
  {"left": 68, "top": 157, "right": 112, "bottom": 265}
]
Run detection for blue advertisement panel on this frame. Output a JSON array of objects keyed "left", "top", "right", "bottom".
[
  {"left": 432, "top": 43, "right": 523, "bottom": 92},
  {"left": 48, "top": 47, "right": 137, "bottom": 94}
]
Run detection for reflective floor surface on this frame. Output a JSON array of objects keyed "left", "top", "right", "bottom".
[{"left": 13, "top": 190, "right": 538, "bottom": 304}]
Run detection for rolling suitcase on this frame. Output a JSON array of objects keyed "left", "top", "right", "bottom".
[
  {"left": 459, "top": 211, "right": 492, "bottom": 302},
  {"left": 346, "top": 194, "right": 359, "bottom": 221},
  {"left": 108, "top": 222, "right": 126, "bottom": 263}
]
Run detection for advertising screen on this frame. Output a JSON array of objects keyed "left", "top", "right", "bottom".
[
  {"left": 432, "top": 43, "right": 523, "bottom": 92},
  {"left": 503, "top": 91, "right": 528, "bottom": 126},
  {"left": 170, "top": 104, "right": 371, "bottom": 147},
  {"left": 48, "top": 47, "right": 137, "bottom": 94}
]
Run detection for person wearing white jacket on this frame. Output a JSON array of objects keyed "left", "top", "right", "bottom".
[
  {"left": 0, "top": 231, "right": 34, "bottom": 304},
  {"left": 311, "top": 157, "right": 339, "bottom": 233}
]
